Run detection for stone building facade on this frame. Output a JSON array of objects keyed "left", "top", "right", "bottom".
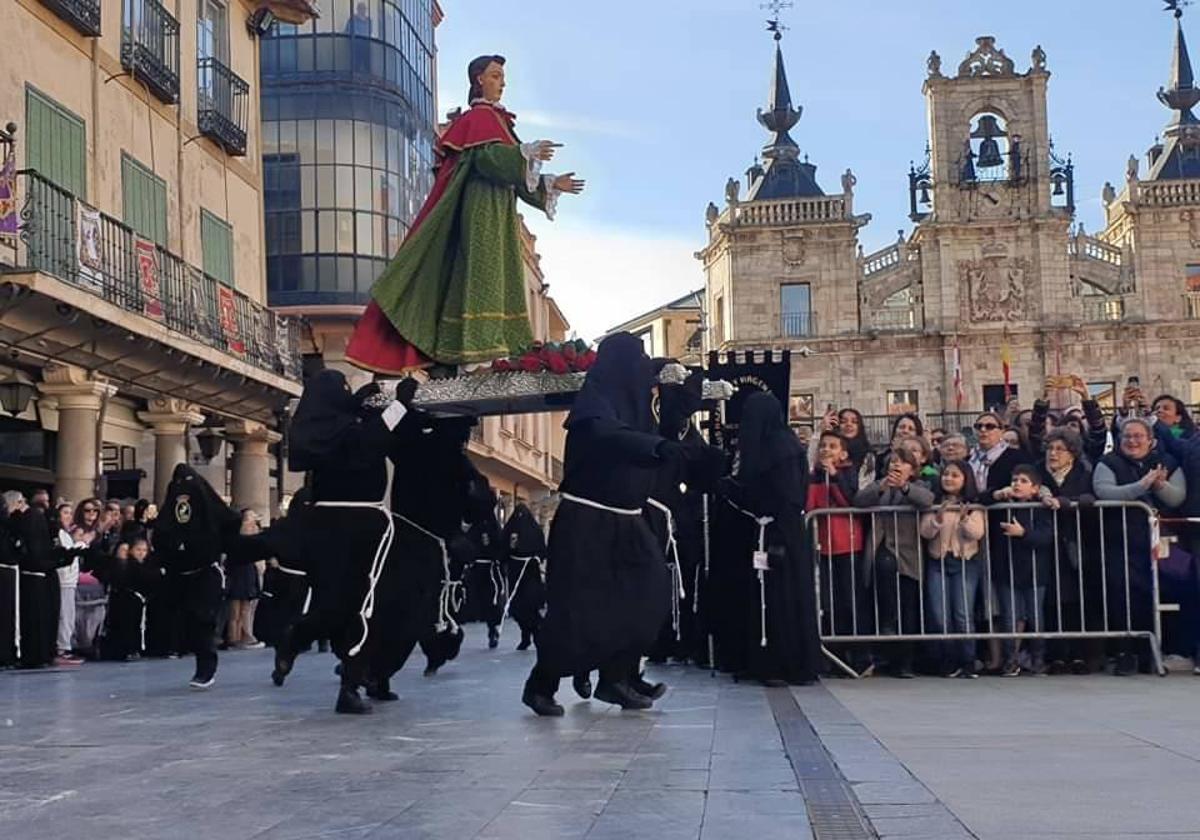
[
  {"left": 0, "top": 0, "right": 316, "bottom": 514},
  {"left": 696, "top": 21, "right": 1200, "bottom": 430}
]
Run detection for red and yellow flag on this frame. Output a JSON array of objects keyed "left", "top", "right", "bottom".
[{"left": 1000, "top": 339, "right": 1013, "bottom": 401}]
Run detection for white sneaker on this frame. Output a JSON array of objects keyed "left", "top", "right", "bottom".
[
  {"left": 189, "top": 675, "right": 215, "bottom": 690},
  {"left": 1193, "top": 665, "right": 1200, "bottom": 676}
]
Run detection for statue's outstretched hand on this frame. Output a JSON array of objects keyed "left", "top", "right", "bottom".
[
  {"left": 554, "top": 173, "right": 585, "bottom": 195},
  {"left": 534, "top": 141, "right": 562, "bottom": 161}
]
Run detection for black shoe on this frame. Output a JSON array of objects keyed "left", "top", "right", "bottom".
[
  {"left": 594, "top": 681, "right": 653, "bottom": 710},
  {"left": 517, "top": 632, "right": 532, "bottom": 651},
  {"left": 894, "top": 668, "right": 916, "bottom": 679},
  {"left": 1069, "top": 659, "right": 1090, "bottom": 675},
  {"left": 631, "top": 675, "right": 667, "bottom": 700},
  {"left": 521, "top": 686, "right": 564, "bottom": 717},
  {"left": 335, "top": 688, "right": 372, "bottom": 715},
  {"left": 366, "top": 679, "right": 399, "bottom": 701},
  {"left": 272, "top": 634, "right": 296, "bottom": 687},
  {"left": 572, "top": 674, "right": 593, "bottom": 699},
  {"left": 488, "top": 627, "right": 499, "bottom": 649},
  {"left": 189, "top": 674, "right": 216, "bottom": 690},
  {"left": 1114, "top": 653, "right": 1138, "bottom": 676},
  {"left": 423, "top": 663, "right": 440, "bottom": 677}
]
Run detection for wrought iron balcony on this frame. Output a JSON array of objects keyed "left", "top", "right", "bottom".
[
  {"left": 780, "top": 311, "right": 816, "bottom": 338},
  {"left": 12, "top": 169, "right": 301, "bottom": 380},
  {"left": 121, "top": 0, "right": 180, "bottom": 104},
  {"left": 198, "top": 58, "right": 249, "bottom": 156},
  {"left": 1081, "top": 295, "right": 1126, "bottom": 323},
  {"left": 40, "top": 0, "right": 102, "bottom": 36}
]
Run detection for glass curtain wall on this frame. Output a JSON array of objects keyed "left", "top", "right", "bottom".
[{"left": 261, "top": 0, "right": 435, "bottom": 306}]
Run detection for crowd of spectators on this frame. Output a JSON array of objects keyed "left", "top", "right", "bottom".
[
  {"left": 0, "top": 488, "right": 271, "bottom": 671},
  {"left": 805, "top": 380, "right": 1200, "bottom": 679}
]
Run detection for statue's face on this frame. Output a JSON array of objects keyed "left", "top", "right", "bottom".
[{"left": 477, "top": 62, "right": 505, "bottom": 103}]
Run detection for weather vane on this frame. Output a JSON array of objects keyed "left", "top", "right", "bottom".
[
  {"left": 762, "top": 0, "right": 792, "bottom": 41},
  {"left": 1165, "top": 0, "right": 1192, "bottom": 20}
]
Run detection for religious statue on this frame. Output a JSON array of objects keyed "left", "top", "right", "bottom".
[
  {"left": 725, "top": 177, "right": 741, "bottom": 206},
  {"left": 927, "top": 50, "right": 942, "bottom": 78},
  {"left": 1031, "top": 44, "right": 1047, "bottom": 71},
  {"left": 1127, "top": 154, "right": 1140, "bottom": 182},
  {"left": 1102, "top": 181, "right": 1117, "bottom": 205},
  {"left": 841, "top": 168, "right": 857, "bottom": 195},
  {"left": 705, "top": 202, "right": 719, "bottom": 225},
  {"left": 346, "top": 55, "right": 585, "bottom": 372}
]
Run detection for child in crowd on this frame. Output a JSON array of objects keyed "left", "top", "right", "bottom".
[
  {"left": 807, "top": 431, "right": 868, "bottom": 672},
  {"left": 855, "top": 445, "right": 934, "bottom": 678},
  {"left": 101, "top": 538, "right": 161, "bottom": 661},
  {"left": 920, "top": 460, "right": 985, "bottom": 677},
  {"left": 993, "top": 465, "right": 1055, "bottom": 676}
]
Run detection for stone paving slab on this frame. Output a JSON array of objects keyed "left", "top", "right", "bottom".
[
  {"left": 0, "top": 624, "right": 814, "bottom": 839},
  {"left": 826, "top": 674, "right": 1200, "bottom": 840}
]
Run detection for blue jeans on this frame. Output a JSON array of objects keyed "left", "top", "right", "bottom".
[
  {"left": 997, "top": 583, "right": 1046, "bottom": 661},
  {"left": 925, "top": 556, "right": 981, "bottom": 670}
]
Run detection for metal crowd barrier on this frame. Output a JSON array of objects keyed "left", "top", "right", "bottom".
[{"left": 805, "top": 500, "right": 1169, "bottom": 677}]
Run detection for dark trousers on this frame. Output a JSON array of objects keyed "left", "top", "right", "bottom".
[
  {"left": 177, "top": 567, "right": 222, "bottom": 681},
  {"left": 874, "top": 549, "right": 920, "bottom": 672},
  {"left": 526, "top": 652, "right": 638, "bottom": 697}
]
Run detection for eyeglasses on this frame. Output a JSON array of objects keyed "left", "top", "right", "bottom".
[
  {"left": 82, "top": 507, "right": 98, "bottom": 514},
  {"left": 974, "top": 422, "right": 1000, "bottom": 431}
]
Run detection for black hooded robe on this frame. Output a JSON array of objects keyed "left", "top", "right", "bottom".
[
  {"left": 644, "top": 365, "right": 728, "bottom": 664},
  {"left": 155, "top": 464, "right": 241, "bottom": 683},
  {"left": 503, "top": 504, "right": 547, "bottom": 647},
  {"left": 462, "top": 507, "right": 505, "bottom": 634},
  {"left": 97, "top": 554, "right": 163, "bottom": 660},
  {"left": 0, "top": 511, "right": 20, "bottom": 667},
  {"left": 284, "top": 370, "right": 408, "bottom": 695},
  {"left": 526, "top": 333, "right": 672, "bottom": 697},
  {"left": 365, "top": 411, "right": 478, "bottom": 685},
  {"left": 719, "top": 391, "right": 820, "bottom": 685},
  {"left": 12, "top": 507, "right": 61, "bottom": 668}
]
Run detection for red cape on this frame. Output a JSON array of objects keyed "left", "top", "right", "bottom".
[{"left": 346, "top": 104, "right": 520, "bottom": 373}]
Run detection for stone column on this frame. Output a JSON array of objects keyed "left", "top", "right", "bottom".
[
  {"left": 37, "top": 364, "right": 118, "bottom": 503},
  {"left": 223, "top": 419, "right": 281, "bottom": 521},
  {"left": 137, "top": 398, "right": 206, "bottom": 504}
]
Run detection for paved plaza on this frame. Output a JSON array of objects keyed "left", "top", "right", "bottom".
[{"left": 1, "top": 624, "right": 1198, "bottom": 840}]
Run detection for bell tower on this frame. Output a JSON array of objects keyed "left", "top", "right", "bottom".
[{"left": 911, "top": 37, "right": 1074, "bottom": 334}]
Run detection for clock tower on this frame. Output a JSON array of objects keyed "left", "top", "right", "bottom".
[{"left": 910, "top": 37, "right": 1074, "bottom": 335}]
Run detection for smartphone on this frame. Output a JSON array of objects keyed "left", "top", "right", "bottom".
[{"left": 1127, "top": 376, "right": 1140, "bottom": 389}]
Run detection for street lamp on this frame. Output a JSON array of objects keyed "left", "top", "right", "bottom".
[
  {"left": 0, "top": 370, "right": 37, "bottom": 417},
  {"left": 195, "top": 428, "right": 225, "bottom": 462}
]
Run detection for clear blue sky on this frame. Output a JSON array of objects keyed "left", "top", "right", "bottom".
[{"left": 434, "top": 1, "right": 1183, "bottom": 341}]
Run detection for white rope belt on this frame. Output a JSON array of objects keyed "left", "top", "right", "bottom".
[
  {"left": 560, "top": 492, "right": 642, "bottom": 516},
  {"left": 314, "top": 499, "right": 394, "bottom": 657},
  {"left": 272, "top": 563, "right": 311, "bottom": 614},
  {"left": 501, "top": 554, "right": 540, "bottom": 625},
  {"left": 390, "top": 511, "right": 460, "bottom": 634},
  {"left": 647, "top": 497, "right": 686, "bottom": 641},
  {"left": 127, "top": 590, "right": 148, "bottom": 652},
  {"left": 275, "top": 565, "right": 307, "bottom": 577},
  {"left": 727, "top": 500, "right": 775, "bottom": 648},
  {"left": 0, "top": 562, "right": 19, "bottom": 660},
  {"left": 21, "top": 570, "right": 46, "bottom": 577}
]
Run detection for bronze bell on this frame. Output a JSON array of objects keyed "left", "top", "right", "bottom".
[
  {"left": 1052, "top": 172, "right": 1065, "bottom": 196},
  {"left": 976, "top": 138, "right": 1004, "bottom": 169},
  {"left": 918, "top": 184, "right": 931, "bottom": 204},
  {"left": 971, "top": 115, "right": 1007, "bottom": 169}
]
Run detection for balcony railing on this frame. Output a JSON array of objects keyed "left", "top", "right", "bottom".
[
  {"left": 734, "top": 196, "right": 846, "bottom": 226},
  {"left": 121, "top": 0, "right": 180, "bottom": 104},
  {"left": 867, "top": 306, "right": 922, "bottom": 333},
  {"left": 198, "top": 58, "right": 250, "bottom": 156},
  {"left": 12, "top": 170, "right": 300, "bottom": 380},
  {"left": 780, "top": 311, "right": 816, "bottom": 338},
  {"left": 1081, "top": 295, "right": 1126, "bottom": 323},
  {"left": 41, "top": 0, "right": 102, "bottom": 36},
  {"left": 1186, "top": 291, "right": 1200, "bottom": 320},
  {"left": 1139, "top": 179, "right": 1200, "bottom": 207}
]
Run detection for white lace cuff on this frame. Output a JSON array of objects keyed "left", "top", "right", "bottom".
[
  {"left": 518, "top": 141, "right": 545, "bottom": 194},
  {"left": 540, "top": 174, "right": 561, "bottom": 221}
]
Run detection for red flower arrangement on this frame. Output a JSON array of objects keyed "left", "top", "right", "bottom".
[{"left": 491, "top": 339, "right": 597, "bottom": 374}]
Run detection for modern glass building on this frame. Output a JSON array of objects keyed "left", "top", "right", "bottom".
[{"left": 260, "top": 0, "right": 439, "bottom": 309}]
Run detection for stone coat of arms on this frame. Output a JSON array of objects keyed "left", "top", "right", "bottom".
[{"left": 961, "top": 257, "right": 1031, "bottom": 322}]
